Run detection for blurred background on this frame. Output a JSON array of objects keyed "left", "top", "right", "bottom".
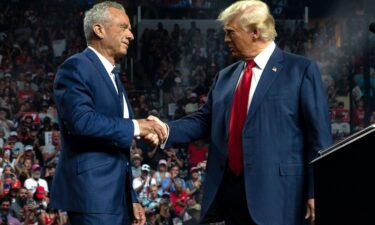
[{"left": 0, "top": 0, "right": 374, "bottom": 224}]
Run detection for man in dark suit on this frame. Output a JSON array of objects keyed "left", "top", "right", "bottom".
[
  {"left": 50, "top": 2, "right": 165, "bottom": 225},
  {"left": 153, "top": 0, "right": 333, "bottom": 224}
]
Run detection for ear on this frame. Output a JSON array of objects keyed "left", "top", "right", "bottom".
[
  {"left": 92, "top": 23, "right": 105, "bottom": 39},
  {"left": 252, "top": 28, "right": 260, "bottom": 40}
]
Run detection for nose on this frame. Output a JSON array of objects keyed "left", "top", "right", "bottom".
[
  {"left": 224, "top": 33, "right": 230, "bottom": 43},
  {"left": 127, "top": 30, "right": 134, "bottom": 41}
]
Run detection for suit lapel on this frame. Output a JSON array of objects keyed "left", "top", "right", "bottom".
[
  {"left": 246, "top": 47, "right": 284, "bottom": 123},
  {"left": 224, "top": 61, "right": 246, "bottom": 137},
  {"left": 83, "top": 48, "right": 123, "bottom": 116}
]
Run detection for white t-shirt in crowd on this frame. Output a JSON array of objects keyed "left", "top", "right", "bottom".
[{"left": 24, "top": 178, "right": 49, "bottom": 194}]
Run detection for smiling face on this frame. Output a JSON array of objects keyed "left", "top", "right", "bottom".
[
  {"left": 93, "top": 7, "right": 134, "bottom": 63},
  {"left": 106, "top": 8, "right": 133, "bottom": 56}
]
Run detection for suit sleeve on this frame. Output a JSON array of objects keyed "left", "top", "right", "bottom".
[
  {"left": 300, "top": 61, "right": 333, "bottom": 198},
  {"left": 53, "top": 58, "right": 134, "bottom": 149}
]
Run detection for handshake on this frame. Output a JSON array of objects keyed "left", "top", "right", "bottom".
[{"left": 136, "top": 116, "right": 168, "bottom": 146}]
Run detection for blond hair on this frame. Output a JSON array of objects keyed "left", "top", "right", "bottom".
[{"left": 218, "top": 0, "right": 277, "bottom": 41}]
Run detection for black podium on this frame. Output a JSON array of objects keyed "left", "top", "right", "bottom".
[{"left": 311, "top": 124, "right": 375, "bottom": 225}]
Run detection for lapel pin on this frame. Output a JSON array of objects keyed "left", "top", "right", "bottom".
[{"left": 272, "top": 67, "right": 277, "bottom": 72}]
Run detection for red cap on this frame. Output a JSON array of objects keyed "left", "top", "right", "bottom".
[{"left": 35, "top": 186, "right": 45, "bottom": 199}]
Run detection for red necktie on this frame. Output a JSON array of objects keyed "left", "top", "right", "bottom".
[{"left": 228, "top": 60, "right": 255, "bottom": 176}]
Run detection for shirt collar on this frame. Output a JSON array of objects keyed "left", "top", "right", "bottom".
[
  {"left": 253, "top": 41, "right": 276, "bottom": 69},
  {"left": 88, "top": 46, "right": 115, "bottom": 75}
]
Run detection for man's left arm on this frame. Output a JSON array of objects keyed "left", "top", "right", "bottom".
[
  {"left": 300, "top": 61, "right": 333, "bottom": 195},
  {"left": 300, "top": 61, "right": 333, "bottom": 223}
]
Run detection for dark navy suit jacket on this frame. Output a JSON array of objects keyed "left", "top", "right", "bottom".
[
  {"left": 50, "top": 48, "right": 137, "bottom": 216},
  {"left": 165, "top": 47, "right": 332, "bottom": 225}
]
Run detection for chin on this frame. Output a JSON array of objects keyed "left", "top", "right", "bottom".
[
  {"left": 115, "top": 50, "right": 127, "bottom": 57},
  {"left": 230, "top": 53, "right": 240, "bottom": 59}
]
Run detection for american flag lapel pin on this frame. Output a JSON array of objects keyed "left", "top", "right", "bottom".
[{"left": 272, "top": 67, "right": 277, "bottom": 72}]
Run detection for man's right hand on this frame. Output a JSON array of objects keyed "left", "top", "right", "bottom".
[
  {"left": 137, "top": 118, "right": 167, "bottom": 145},
  {"left": 147, "top": 115, "right": 168, "bottom": 144}
]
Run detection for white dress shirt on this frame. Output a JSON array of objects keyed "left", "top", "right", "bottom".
[
  {"left": 88, "top": 46, "right": 140, "bottom": 136},
  {"left": 238, "top": 41, "right": 276, "bottom": 111}
]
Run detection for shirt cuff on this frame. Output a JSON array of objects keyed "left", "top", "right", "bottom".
[
  {"left": 160, "top": 123, "right": 169, "bottom": 149},
  {"left": 132, "top": 119, "right": 140, "bottom": 137}
]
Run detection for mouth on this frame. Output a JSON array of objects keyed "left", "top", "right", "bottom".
[{"left": 228, "top": 46, "right": 236, "bottom": 53}]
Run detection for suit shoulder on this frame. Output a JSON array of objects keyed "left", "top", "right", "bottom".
[
  {"left": 55, "top": 51, "right": 92, "bottom": 84},
  {"left": 282, "top": 51, "right": 315, "bottom": 67},
  {"left": 60, "top": 51, "right": 90, "bottom": 68},
  {"left": 221, "top": 61, "right": 242, "bottom": 72},
  {"left": 217, "top": 61, "right": 243, "bottom": 78}
]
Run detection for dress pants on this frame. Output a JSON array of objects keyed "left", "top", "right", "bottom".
[{"left": 218, "top": 167, "right": 257, "bottom": 225}]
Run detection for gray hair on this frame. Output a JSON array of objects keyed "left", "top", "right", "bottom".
[
  {"left": 218, "top": 0, "right": 277, "bottom": 41},
  {"left": 83, "top": 1, "right": 126, "bottom": 45}
]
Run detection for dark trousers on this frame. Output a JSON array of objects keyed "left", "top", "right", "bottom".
[
  {"left": 67, "top": 211, "right": 131, "bottom": 225},
  {"left": 218, "top": 168, "right": 257, "bottom": 225}
]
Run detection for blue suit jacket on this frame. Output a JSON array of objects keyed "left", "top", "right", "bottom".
[
  {"left": 50, "top": 48, "right": 137, "bottom": 215},
  {"left": 165, "top": 47, "right": 332, "bottom": 225}
]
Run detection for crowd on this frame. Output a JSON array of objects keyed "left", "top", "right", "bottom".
[{"left": 0, "top": 0, "right": 374, "bottom": 224}]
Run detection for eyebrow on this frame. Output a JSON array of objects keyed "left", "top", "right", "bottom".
[
  {"left": 224, "top": 26, "right": 235, "bottom": 31},
  {"left": 120, "top": 23, "right": 131, "bottom": 30}
]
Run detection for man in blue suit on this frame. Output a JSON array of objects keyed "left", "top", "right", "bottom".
[
  {"left": 154, "top": 0, "right": 333, "bottom": 224},
  {"left": 50, "top": 2, "right": 165, "bottom": 225}
]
